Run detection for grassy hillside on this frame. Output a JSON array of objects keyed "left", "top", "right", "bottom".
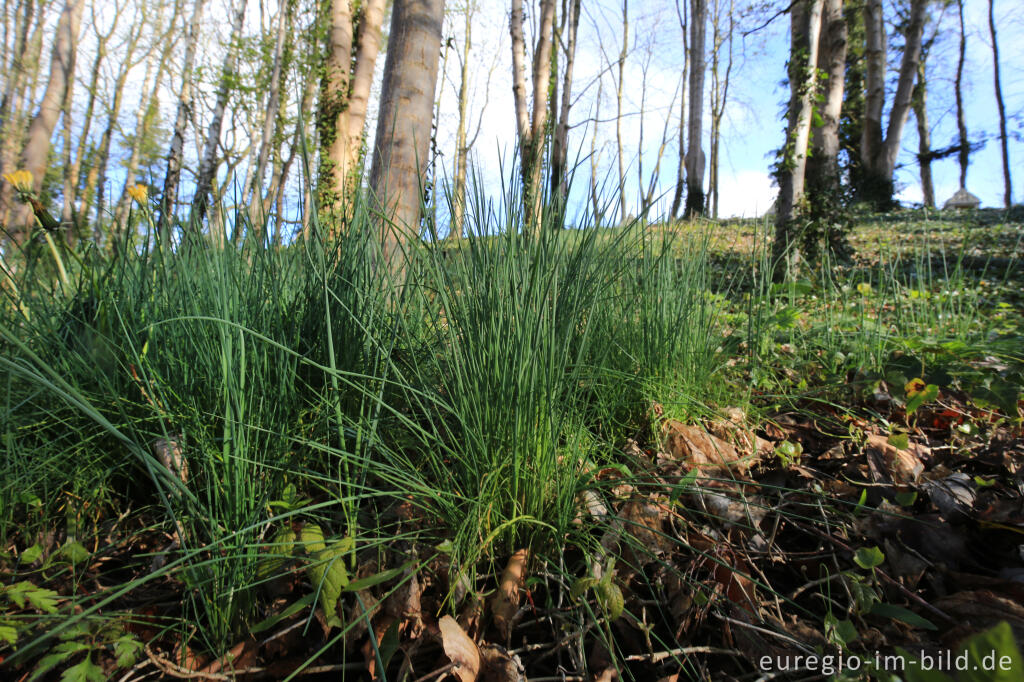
[{"left": 1, "top": 202, "right": 1022, "bottom": 680}]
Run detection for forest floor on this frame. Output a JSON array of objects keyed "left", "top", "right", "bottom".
[{"left": 2, "top": 208, "right": 1023, "bottom": 681}]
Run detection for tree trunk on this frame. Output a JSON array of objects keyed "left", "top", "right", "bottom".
[
  {"left": 192, "top": 0, "right": 249, "bottom": 228},
  {"left": 987, "top": 0, "right": 1011, "bottom": 208},
  {"left": 113, "top": 19, "right": 176, "bottom": 231},
  {"left": 316, "top": 0, "right": 387, "bottom": 222},
  {"left": 615, "top": 0, "right": 628, "bottom": 223},
  {"left": 860, "top": 0, "right": 925, "bottom": 208},
  {"left": 772, "top": 0, "right": 824, "bottom": 280},
  {"left": 707, "top": 0, "right": 733, "bottom": 219},
  {"left": 806, "top": 0, "right": 847, "bottom": 254},
  {"left": 669, "top": 0, "right": 688, "bottom": 219},
  {"left": 368, "top": 0, "right": 445, "bottom": 267},
  {"left": 11, "top": 0, "right": 85, "bottom": 235},
  {"left": 954, "top": 0, "right": 968, "bottom": 189},
  {"left": 509, "top": 0, "right": 556, "bottom": 233},
  {"left": 451, "top": 3, "right": 473, "bottom": 238},
  {"left": 912, "top": 60, "right": 934, "bottom": 208},
  {"left": 245, "top": 0, "right": 291, "bottom": 241},
  {"left": 550, "top": 0, "right": 580, "bottom": 208},
  {"left": 684, "top": 0, "right": 707, "bottom": 218},
  {"left": 159, "top": 0, "right": 207, "bottom": 234}
]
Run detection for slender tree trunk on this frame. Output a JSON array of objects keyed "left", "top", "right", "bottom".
[
  {"left": 684, "top": 0, "right": 707, "bottom": 218},
  {"left": 317, "top": 0, "right": 387, "bottom": 222},
  {"left": 0, "top": 0, "right": 36, "bottom": 224},
  {"left": 954, "top": 0, "right": 968, "bottom": 189},
  {"left": 369, "top": 0, "right": 445, "bottom": 267},
  {"left": 113, "top": 22, "right": 176, "bottom": 230},
  {"left": 707, "top": 0, "right": 732, "bottom": 219},
  {"left": 589, "top": 78, "right": 603, "bottom": 223},
  {"left": 509, "top": 0, "right": 557, "bottom": 233},
  {"left": 860, "top": 0, "right": 925, "bottom": 208},
  {"left": 669, "top": 0, "right": 688, "bottom": 219},
  {"left": 451, "top": 3, "right": 473, "bottom": 238},
  {"left": 806, "top": 0, "right": 847, "bottom": 253},
  {"left": 615, "top": 0, "right": 628, "bottom": 223},
  {"left": 772, "top": 0, "right": 824, "bottom": 280},
  {"left": 550, "top": 0, "right": 580, "bottom": 208},
  {"left": 11, "top": 0, "right": 84, "bottom": 234},
  {"left": 159, "top": 0, "right": 207, "bottom": 234},
  {"left": 912, "top": 60, "right": 934, "bottom": 208},
  {"left": 987, "top": 0, "right": 1011, "bottom": 208},
  {"left": 192, "top": 0, "right": 249, "bottom": 228},
  {"left": 81, "top": 25, "right": 142, "bottom": 236}
]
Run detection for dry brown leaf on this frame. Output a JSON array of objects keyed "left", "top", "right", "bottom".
[
  {"left": 661, "top": 420, "right": 754, "bottom": 473},
  {"left": 439, "top": 615, "right": 481, "bottom": 682},
  {"left": 490, "top": 549, "right": 529, "bottom": 640},
  {"left": 865, "top": 433, "right": 927, "bottom": 483},
  {"left": 479, "top": 643, "right": 526, "bottom": 682},
  {"left": 384, "top": 567, "right": 424, "bottom": 639}
]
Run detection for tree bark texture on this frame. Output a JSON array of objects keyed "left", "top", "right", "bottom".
[
  {"left": 368, "top": 0, "right": 445, "bottom": 267},
  {"left": 684, "top": 0, "right": 706, "bottom": 218}
]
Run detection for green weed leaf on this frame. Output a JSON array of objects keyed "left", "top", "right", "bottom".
[
  {"left": 0, "top": 622, "right": 18, "bottom": 646},
  {"left": 307, "top": 536, "right": 353, "bottom": 629},
  {"left": 20, "top": 544, "right": 43, "bottom": 565},
  {"left": 58, "top": 541, "right": 90, "bottom": 566},
  {"left": 61, "top": 655, "right": 105, "bottom": 682},
  {"left": 854, "top": 546, "right": 885, "bottom": 570},
  {"left": 869, "top": 602, "right": 936, "bottom": 630},
  {"left": 114, "top": 634, "right": 143, "bottom": 668}
]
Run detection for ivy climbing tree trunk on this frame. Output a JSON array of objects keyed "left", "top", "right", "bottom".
[
  {"left": 510, "top": 0, "right": 557, "bottom": 234},
  {"left": 772, "top": 0, "right": 823, "bottom": 280},
  {"left": 805, "top": 0, "right": 848, "bottom": 257}
]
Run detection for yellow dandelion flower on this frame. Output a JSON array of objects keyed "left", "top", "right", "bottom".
[
  {"left": 2, "top": 169, "right": 33, "bottom": 191},
  {"left": 127, "top": 183, "right": 148, "bottom": 203}
]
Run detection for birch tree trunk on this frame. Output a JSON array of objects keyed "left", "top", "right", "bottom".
[
  {"left": 368, "top": 0, "right": 445, "bottom": 267},
  {"left": 987, "top": 0, "right": 1011, "bottom": 208},
  {"left": 192, "top": 0, "right": 249, "bottom": 228},
  {"left": 509, "top": 0, "right": 556, "bottom": 234},
  {"left": 159, "top": 0, "right": 206, "bottom": 234},
  {"left": 11, "top": 0, "right": 85, "bottom": 235},
  {"left": 683, "top": 0, "right": 706, "bottom": 218},
  {"left": 772, "top": 0, "right": 824, "bottom": 280}
]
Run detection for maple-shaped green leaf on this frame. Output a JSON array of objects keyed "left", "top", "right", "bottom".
[
  {"left": 114, "top": 634, "right": 143, "bottom": 668},
  {"left": 0, "top": 622, "right": 18, "bottom": 646},
  {"left": 61, "top": 655, "right": 105, "bottom": 682}
]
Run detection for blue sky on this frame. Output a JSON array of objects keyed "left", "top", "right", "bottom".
[{"left": 432, "top": 0, "right": 1024, "bottom": 222}]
